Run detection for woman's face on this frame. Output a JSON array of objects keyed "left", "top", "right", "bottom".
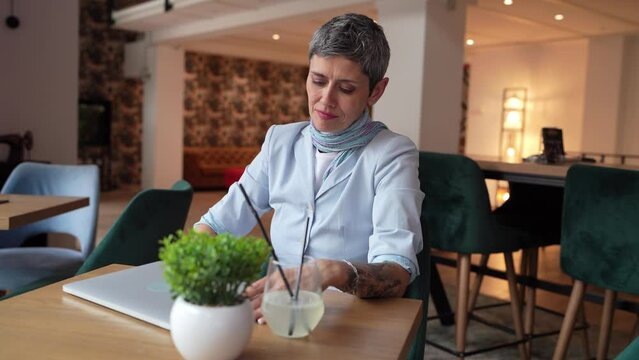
[{"left": 306, "top": 55, "right": 388, "bottom": 133}]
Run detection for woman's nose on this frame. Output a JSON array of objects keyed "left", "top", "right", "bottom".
[{"left": 321, "top": 86, "right": 337, "bottom": 107}]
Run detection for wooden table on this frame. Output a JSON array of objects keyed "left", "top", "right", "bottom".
[
  {"left": 475, "top": 158, "right": 569, "bottom": 187},
  {"left": 473, "top": 156, "right": 639, "bottom": 187},
  {"left": 0, "top": 194, "right": 89, "bottom": 230},
  {"left": 0, "top": 265, "right": 422, "bottom": 359}
]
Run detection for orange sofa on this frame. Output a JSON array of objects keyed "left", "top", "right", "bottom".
[{"left": 183, "top": 147, "right": 260, "bottom": 190}]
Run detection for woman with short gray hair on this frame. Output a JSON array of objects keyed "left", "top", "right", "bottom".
[{"left": 195, "top": 13, "right": 424, "bottom": 323}]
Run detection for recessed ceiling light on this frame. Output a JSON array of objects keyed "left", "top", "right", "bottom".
[
  {"left": 466, "top": 39, "right": 475, "bottom": 46},
  {"left": 272, "top": 33, "right": 280, "bottom": 40},
  {"left": 503, "top": 0, "right": 513, "bottom": 5},
  {"left": 554, "top": 14, "right": 564, "bottom": 21}
]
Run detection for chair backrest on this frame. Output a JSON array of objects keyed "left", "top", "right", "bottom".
[
  {"left": 561, "top": 164, "right": 639, "bottom": 295},
  {"left": 0, "top": 162, "right": 100, "bottom": 257},
  {"left": 76, "top": 180, "right": 193, "bottom": 274},
  {"left": 419, "top": 152, "right": 519, "bottom": 254},
  {"left": 616, "top": 335, "right": 639, "bottom": 360},
  {"left": 402, "top": 247, "right": 430, "bottom": 360}
]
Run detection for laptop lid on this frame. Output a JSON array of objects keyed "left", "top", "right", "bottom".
[{"left": 62, "top": 261, "right": 173, "bottom": 330}]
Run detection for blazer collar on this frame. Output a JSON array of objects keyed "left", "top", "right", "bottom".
[{"left": 299, "top": 125, "right": 358, "bottom": 200}]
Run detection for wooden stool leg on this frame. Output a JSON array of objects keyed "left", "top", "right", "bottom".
[
  {"left": 468, "top": 254, "right": 489, "bottom": 313},
  {"left": 456, "top": 253, "right": 471, "bottom": 359},
  {"left": 505, "top": 252, "right": 528, "bottom": 360},
  {"left": 552, "top": 280, "right": 586, "bottom": 360},
  {"left": 596, "top": 289, "right": 617, "bottom": 360},
  {"left": 519, "top": 249, "right": 529, "bottom": 300},
  {"left": 524, "top": 248, "right": 538, "bottom": 356},
  {"left": 577, "top": 302, "right": 591, "bottom": 359}
]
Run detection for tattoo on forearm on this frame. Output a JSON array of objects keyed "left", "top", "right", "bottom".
[{"left": 350, "top": 262, "right": 406, "bottom": 298}]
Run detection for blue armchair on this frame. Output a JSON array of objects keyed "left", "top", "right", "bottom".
[{"left": 0, "top": 162, "right": 100, "bottom": 292}]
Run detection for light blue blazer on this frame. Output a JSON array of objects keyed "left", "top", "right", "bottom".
[{"left": 197, "top": 121, "right": 424, "bottom": 280}]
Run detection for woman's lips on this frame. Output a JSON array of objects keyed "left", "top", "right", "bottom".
[{"left": 315, "top": 110, "right": 338, "bottom": 120}]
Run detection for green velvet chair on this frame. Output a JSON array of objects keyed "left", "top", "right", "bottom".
[
  {"left": 553, "top": 165, "right": 639, "bottom": 360},
  {"left": 616, "top": 335, "right": 639, "bottom": 360},
  {"left": 403, "top": 247, "right": 430, "bottom": 360},
  {"left": 76, "top": 180, "right": 193, "bottom": 274},
  {"left": 479, "top": 182, "right": 571, "bottom": 355},
  {"left": 1, "top": 180, "right": 193, "bottom": 300},
  {"left": 419, "top": 152, "right": 527, "bottom": 359}
]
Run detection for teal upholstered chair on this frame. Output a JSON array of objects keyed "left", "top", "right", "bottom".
[
  {"left": 1, "top": 180, "right": 193, "bottom": 300},
  {"left": 403, "top": 247, "right": 430, "bottom": 360},
  {"left": 76, "top": 180, "right": 193, "bottom": 274},
  {"left": 419, "top": 152, "right": 527, "bottom": 359},
  {"left": 616, "top": 335, "right": 639, "bottom": 360},
  {"left": 478, "top": 182, "right": 570, "bottom": 355},
  {"left": 553, "top": 165, "right": 639, "bottom": 360},
  {"left": 0, "top": 162, "right": 100, "bottom": 292}
]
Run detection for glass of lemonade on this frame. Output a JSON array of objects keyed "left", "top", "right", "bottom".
[{"left": 261, "top": 255, "right": 324, "bottom": 338}]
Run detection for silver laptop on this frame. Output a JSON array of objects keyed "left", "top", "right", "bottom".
[{"left": 62, "top": 261, "right": 174, "bottom": 330}]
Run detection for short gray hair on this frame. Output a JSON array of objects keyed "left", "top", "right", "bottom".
[{"left": 308, "top": 13, "right": 390, "bottom": 92}]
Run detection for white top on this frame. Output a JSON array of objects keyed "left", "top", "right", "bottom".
[{"left": 314, "top": 150, "right": 338, "bottom": 193}]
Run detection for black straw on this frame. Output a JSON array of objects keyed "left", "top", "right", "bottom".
[
  {"left": 294, "top": 217, "right": 310, "bottom": 301},
  {"left": 238, "top": 183, "right": 293, "bottom": 298}
]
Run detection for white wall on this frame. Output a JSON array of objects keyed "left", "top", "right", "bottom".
[
  {"left": 142, "top": 45, "right": 184, "bottom": 189},
  {"left": 376, "top": 0, "right": 466, "bottom": 152},
  {"left": 464, "top": 39, "right": 588, "bottom": 158},
  {"left": 619, "top": 35, "right": 639, "bottom": 158},
  {"left": 581, "top": 35, "right": 625, "bottom": 155},
  {"left": 0, "top": 0, "right": 79, "bottom": 164}
]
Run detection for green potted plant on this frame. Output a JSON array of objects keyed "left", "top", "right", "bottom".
[{"left": 159, "top": 230, "right": 270, "bottom": 360}]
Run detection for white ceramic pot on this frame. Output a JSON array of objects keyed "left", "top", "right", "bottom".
[{"left": 170, "top": 297, "right": 253, "bottom": 360}]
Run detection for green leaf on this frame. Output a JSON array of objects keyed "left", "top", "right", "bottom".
[{"left": 159, "top": 230, "right": 271, "bottom": 306}]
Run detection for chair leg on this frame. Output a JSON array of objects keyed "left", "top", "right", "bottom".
[
  {"left": 596, "top": 289, "right": 617, "bottom": 360},
  {"left": 632, "top": 313, "right": 639, "bottom": 340},
  {"left": 577, "top": 302, "right": 591, "bottom": 360},
  {"left": 552, "top": 280, "right": 586, "bottom": 360},
  {"left": 468, "top": 254, "right": 489, "bottom": 313},
  {"left": 523, "top": 248, "right": 538, "bottom": 356},
  {"left": 504, "top": 252, "right": 528, "bottom": 360},
  {"left": 519, "top": 249, "right": 529, "bottom": 300},
  {"left": 456, "top": 253, "right": 471, "bottom": 359}
]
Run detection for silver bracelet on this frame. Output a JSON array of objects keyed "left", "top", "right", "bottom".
[{"left": 342, "top": 259, "right": 359, "bottom": 295}]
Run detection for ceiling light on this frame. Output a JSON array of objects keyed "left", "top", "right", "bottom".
[
  {"left": 503, "top": 0, "right": 513, "bottom": 5},
  {"left": 554, "top": 14, "right": 564, "bottom": 21},
  {"left": 272, "top": 33, "right": 280, "bottom": 40},
  {"left": 466, "top": 39, "right": 475, "bottom": 46}
]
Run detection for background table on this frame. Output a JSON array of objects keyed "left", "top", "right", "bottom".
[
  {"left": 0, "top": 265, "right": 422, "bottom": 359},
  {"left": 0, "top": 194, "right": 89, "bottom": 230}
]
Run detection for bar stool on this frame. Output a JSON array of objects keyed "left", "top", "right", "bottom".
[
  {"left": 419, "top": 152, "right": 528, "bottom": 359},
  {"left": 552, "top": 164, "right": 639, "bottom": 360},
  {"left": 490, "top": 182, "right": 590, "bottom": 356}
]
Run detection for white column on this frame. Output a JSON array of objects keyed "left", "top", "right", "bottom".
[
  {"left": 375, "top": 0, "right": 466, "bottom": 152},
  {"left": 581, "top": 35, "right": 625, "bottom": 154},
  {"left": 142, "top": 45, "right": 184, "bottom": 189}
]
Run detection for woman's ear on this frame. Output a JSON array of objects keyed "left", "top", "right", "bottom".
[{"left": 367, "top": 77, "right": 389, "bottom": 106}]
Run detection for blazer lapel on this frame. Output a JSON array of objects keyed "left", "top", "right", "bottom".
[
  {"left": 295, "top": 126, "right": 316, "bottom": 204},
  {"left": 315, "top": 148, "right": 359, "bottom": 200}
]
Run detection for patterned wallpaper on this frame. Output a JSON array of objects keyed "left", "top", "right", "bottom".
[
  {"left": 78, "top": 1, "right": 309, "bottom": 187},
  {"left": 79, "top": 0, "right": 143, "bottom": 188},
  {"left": 184, "top": 53, "right": 309, "bottom": 147}
]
